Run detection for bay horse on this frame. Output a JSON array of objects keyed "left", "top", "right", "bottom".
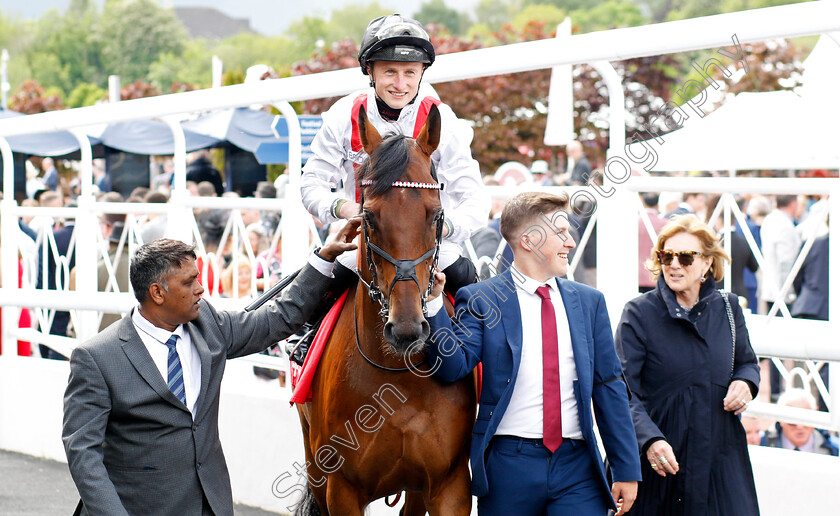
[{"left": 295, "top": 104, "right": 475, "bottom": 515}]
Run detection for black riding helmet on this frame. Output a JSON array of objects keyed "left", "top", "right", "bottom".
[{"left": 358, "top": 14, "right": 435, "bottom": 75}]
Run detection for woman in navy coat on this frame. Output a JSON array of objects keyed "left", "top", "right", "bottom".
[{"left": 615, "top": 215, "right": 761, "bottom": 516}]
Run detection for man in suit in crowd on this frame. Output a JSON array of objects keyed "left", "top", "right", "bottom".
[
  {"left": 639, "top": 192, "right": 668, "bottom": 293},
  {"left": 424, "top": 191, "right": 640, "bottom": 515},
  {"left": 63, "top": 224, "right": 359, "bottom": 516}
]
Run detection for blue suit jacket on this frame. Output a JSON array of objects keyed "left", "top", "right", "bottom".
[
  {"left": 792, "top": 235, "right": 829, "bottom": 320},
  {"left": 426, "top": 270, "right": 641, "bottom": 502}
]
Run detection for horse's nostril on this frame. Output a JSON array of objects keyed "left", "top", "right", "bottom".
[
  {"left": 420, "top": 320, "right": 430, "bottom": 339},
  {"left": 383, "top": 322, "right": 395, "bottom": 344}
]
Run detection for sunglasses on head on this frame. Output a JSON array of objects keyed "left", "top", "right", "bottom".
[{"left": 656, "top": 250, "right": 704, "bottom": 267}]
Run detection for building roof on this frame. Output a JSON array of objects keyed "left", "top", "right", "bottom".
[{"left": 174, "top": 7, "right": 256, "bottom": 40}]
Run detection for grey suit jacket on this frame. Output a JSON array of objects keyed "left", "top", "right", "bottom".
[{"left": 63, "top": 263, "right": 329, "bottom": 516}]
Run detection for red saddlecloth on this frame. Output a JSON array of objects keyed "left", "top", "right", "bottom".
[{"left": 290, "top": 289, "right": 350, "bottom": 405}]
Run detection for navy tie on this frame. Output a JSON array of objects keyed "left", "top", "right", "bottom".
[{"left": 164, "top": 334, "right": 186, "bottom": 405}]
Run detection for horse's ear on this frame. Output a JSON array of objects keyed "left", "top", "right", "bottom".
[
  {"left": 416, "top": 104, "right": 441, "bottom": 157},
  {"left": 358, "top": 104, "right": 382, "bottom": 156}
]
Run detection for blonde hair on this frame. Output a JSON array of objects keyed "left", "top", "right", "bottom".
[
  {"left": 646, "top": 214, "right": 729, "bottom": 282},
  {"left": 221, "top": 256, "right": 253, "bottom": 298},
  {"left": 500, "top": 191, "right": 569, "bottom": 246}
]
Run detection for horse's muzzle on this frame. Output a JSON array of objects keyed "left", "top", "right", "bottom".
[{"left": 383, "top": 318, "right": 430, "bottom": 354}]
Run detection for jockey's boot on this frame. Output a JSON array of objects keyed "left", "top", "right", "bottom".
[
  {"left": 285, "top": 257, "right": 476, "bottom": 364},
  {"left": 286, "top": 261, "right": 357, "bottom": 365},
  {"left": 440, "top": 255, "right": 478, "bottom": 298}
]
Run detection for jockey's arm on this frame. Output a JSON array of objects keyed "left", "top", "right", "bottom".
[
  {"left": 301, "top": 114, "right": 350, "bottom": 226},
  {"left": 434, "top": 108, "right": 490, "bottom": 245}
]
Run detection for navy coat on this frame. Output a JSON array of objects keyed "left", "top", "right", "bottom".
[
  {"left": 615, "top": 275, "right": 760, "bottom": 516},
  {"left": 426, "top": 271, "right": 641, "bottom": 508},
  {"left": 792, "top": 235, "right": 829, "bottom": 320}
]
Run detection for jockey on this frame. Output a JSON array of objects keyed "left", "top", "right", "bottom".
[{"left": 301, "top": 14, "right": 489, "bottom": 295}]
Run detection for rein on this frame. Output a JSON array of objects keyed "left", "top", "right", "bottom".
[
  {"left": 352, "top": 178, "right": 444, "bottom": 373},
  {"left": 353, "top": 286, "right": 426, "bottom": 372}
]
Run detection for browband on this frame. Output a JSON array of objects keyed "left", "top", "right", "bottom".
[{"left": 360, "top": 179, "right": 444, "bottom": 190}]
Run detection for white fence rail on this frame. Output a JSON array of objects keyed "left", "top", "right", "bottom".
[{"left": 1, "top": 3, "right": 839, "bottom": 512}]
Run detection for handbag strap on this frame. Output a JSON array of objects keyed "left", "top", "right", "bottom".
[{"left": 719, "top": 289, "right": 736, "bottom": 378}]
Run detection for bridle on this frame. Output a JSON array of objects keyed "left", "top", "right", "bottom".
[
  {"left": 352, "top": 177, "right": 444, "bottom": 373},
  {"left": 358, "top": 178, "right": 445, "bottom": 321}
]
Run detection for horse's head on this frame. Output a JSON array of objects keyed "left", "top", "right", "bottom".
[{"left": 357, "top": 104, "right": 443, "bottom": 354}]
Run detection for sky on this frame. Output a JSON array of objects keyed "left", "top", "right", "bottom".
[{"left": 0, "top": 0, "right": 476, "bottom": 36}]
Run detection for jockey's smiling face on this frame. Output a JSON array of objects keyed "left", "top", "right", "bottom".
[{"left": 370, "top": 60, "right": 424, "bottom": 110}]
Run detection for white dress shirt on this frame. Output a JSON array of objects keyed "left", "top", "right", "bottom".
[
  {"left": 759, "top": 209, "right": 800, "bottom": 303},
  {"left": 128, "top": 252, "right": 333, "bottom": 419},
  {"left": 494, "top": 267, "right": 582, "bottom": 440},
  {"left": 132, "top": 308, "right": 202, "bottom": 418}
]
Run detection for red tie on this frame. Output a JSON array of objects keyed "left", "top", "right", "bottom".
[{"left": 536, "top": 285, "right": 563, "bottom": 452}]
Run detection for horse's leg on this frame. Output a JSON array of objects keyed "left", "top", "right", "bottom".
[
  {"left": 295, "top": 405, "right": 329, "bottom": 516},
  {"left": 400, "top": 492, "right": 427, "bottom": 516},
  {"left": 325, "top": 475, "right": 367, "bottom": 516},
  {"left": 424, "top": 466, "right": 472, "bottom": 516}
]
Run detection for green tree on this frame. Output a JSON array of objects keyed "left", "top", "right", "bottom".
[
  {"left": 148, "top": 40, "right": 213, "bottom": 91},
  {"left": 570, "top": 0, "right": 645, "bottom": 32},
  {"left": 67, "top": 82, "right": 107, "bottom": 108},
  {"left": 414, "top": 0, "right": 471, "bottom": 35},
  {"left": 93, "top": 0, "right": 188, "bottom": 83},
  {"left": 475, "top": 0, "right": 521, "bottom": 30},
  {"left": 212, "top": 33, "right": 303, "bottom": 77},
  {"left": 27, "top": 7, "right": 102, "bottom": 97},
  {"left": 323, "top": 3, "right": 397, "bottom": 45},
  {"left": 286, "top": 17, "right": 330, "bottom": 57},
  {"left": 511, "top": 5, "right": 567, "bottom": 32},
  {"left": 523, "top": 0, "right": 602, "bottom": 11}
]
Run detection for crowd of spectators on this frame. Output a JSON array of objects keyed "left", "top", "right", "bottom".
[{"left": 1, "top": 147, "right": 836, "bottom": 452}]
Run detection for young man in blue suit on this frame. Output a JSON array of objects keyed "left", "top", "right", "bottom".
[{"left": 424, "top": 191, "right": 640, "bottom": 515}]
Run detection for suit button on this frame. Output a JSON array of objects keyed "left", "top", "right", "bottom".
[
  {"left": 506, "top": 378, "right": 511, "bottom": 384},
  {"left": 193, "top": 424, "right": 198, "bottom": 432},
  {"left": 489, "top": 411, "right": 493, "bottom": 417},
  {"left": 197, "top": 463, "right": 202, "bottom": 470}
]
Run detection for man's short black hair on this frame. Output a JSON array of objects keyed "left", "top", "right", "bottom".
[
  {"left": 776, "top": 194, "right": 797, "bottom": 209},
  {"left": 130, "top": 239, "right": 196, "bottom": 303},
  {"left": 641, "top": 192, "right": 660, "bottom": 209}
]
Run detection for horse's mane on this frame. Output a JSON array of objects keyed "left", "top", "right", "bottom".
[{"left": 356, "top": 134, "right": 414, "bottom": 197}]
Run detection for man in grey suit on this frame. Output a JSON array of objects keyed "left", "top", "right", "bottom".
[{"left": 63, "top": 223, "right": 359, "bottom": 516}]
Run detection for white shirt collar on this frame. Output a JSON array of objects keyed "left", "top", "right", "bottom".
[
  {"left": 510, "top": 264, "right": 560, "bottom": 296},
  {"left": 131, "top": 307, "right": 185, "bottom": 345}
]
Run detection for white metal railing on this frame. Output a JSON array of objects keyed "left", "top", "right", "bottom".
[{"left": 0, "top": 2, "right": 838, "bottom": 435}]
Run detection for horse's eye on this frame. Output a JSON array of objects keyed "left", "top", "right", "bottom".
[{"left": 363, "top": 211, "right": 376, "bottom": 230}]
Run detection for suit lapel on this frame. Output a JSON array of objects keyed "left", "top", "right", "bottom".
[
  {"left": 119, "top": 316, "right": 189, "bottom": 411},
  {"left": 187, "top": 323, "right": 212, "bottom": 422},
  {"left": 556, "top": 279, "right": 592, "bottom": 396},
  {"left": 496, "top": 270, "right": 523, "bottom": 363}
]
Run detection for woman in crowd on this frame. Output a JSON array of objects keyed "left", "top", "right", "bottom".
[
  {"left": 615, "top": 214, "right": 760, "bottom": 516},
  {"left": 221, "top": 256, "right": 254, "bottom": 300}
]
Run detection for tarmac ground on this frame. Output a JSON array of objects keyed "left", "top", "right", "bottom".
[{"left": 0, "top": 449, "right": 280, "bottom": 515}]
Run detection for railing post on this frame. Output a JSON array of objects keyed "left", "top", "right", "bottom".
[
  {"left": 272, "top": 102, "right": 309, "bottom": 273},
  {"left": 0, "top": 136, "right": 18, "bottom": 356},
  {"left": 70, "top": 130, "right": 99, "bottom": 343},
  {"left": 160, "top": 116, "right": 193, "bottom": 244}
]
